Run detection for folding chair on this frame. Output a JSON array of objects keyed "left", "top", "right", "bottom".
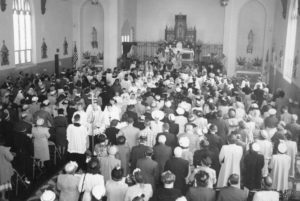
[
  {"left": 12, "top": 169, "right": 29, "bottom": 196},
  {"left": 48, "top": 141, "right": 61, "bottom": 166}
]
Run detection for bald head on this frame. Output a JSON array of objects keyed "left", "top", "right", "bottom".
[
  {"left": 174, "top": 147, "right": 183, "bottom": 158},
  {"left": 292, "top": 114, "right": 298, "bottom": 122}
]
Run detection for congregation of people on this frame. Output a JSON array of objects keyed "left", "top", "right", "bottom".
[{"left": 0, "top": 60, "right": 299, "bottom": 201}]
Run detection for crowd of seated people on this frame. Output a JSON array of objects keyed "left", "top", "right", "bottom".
[{"left": 0, "top": 60, "right": 299, "bottom": 201}]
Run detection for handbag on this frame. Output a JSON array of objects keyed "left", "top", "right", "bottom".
[{"left": 78, "top": 173, "right": 87, "bottom": 201}]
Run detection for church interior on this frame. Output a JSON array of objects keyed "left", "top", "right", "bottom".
[{"left": 1, "top": 0, "right": 300, "bottom": 201}]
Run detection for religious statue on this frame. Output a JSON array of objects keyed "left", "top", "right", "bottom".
[
  {"left": 1, "top": 0, "right": 6, "bottom": 12},
  {"left": 63, "top": 37, "right": 68, "bottom": 55},
  {"left": 91, "top": 27, "right": 98, "bottom": 49},
  {"left": 293, "top": 50, "right": 299, "bottom": 78},
  {"left": 1, "top": 40, "right": 9, "bottom": 66},
  {"left": 41, "top": 0, "right": 46, "bottom": 15},
  {"left": 247, "top": 30, "right": 254, "bottom": 54},
  {"left": 41, "top": 38, "right": 48, "bottom": 59}
]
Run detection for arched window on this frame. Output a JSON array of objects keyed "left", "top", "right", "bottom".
[
  {"left": 13, "top": 0, "right": 32, "bottom": 65},
  {"left": 283, "top": 0, "right": 298, "bottom": 83}
]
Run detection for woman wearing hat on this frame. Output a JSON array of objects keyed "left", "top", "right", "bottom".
[
  {"left": 32, "top": 118, "right": 50, "bottom": 168},
  {"left": 78, "top": 158, "right": 105, "bottom": 201},
  {"left": 124, "top": 169, "right": 153, "bottom": 201},
  {"left": 105, "top": 167, "right": 128, "bottom": 201},
  {"left": 0, "top": 138, "right": 14, "bottom": 201},
  {"left": 243, "top": 143, "right": 264, "bottom": 190},
  {"left": 269, "top": 142, "right": 291, "bottom": 191},
  {"left": 156, "top": 171, "right": 182, "bottom": 201},
  {"left": 186, "top": 171, "right": 216, "bottom": 201},
  {"left": 57, "top": 161, "right": 81, "bottom": 201}
]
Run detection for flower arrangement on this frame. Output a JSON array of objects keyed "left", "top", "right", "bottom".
[
  {"left": 82, "top": 51, "right": 91, "bottom": 59},
  {"left": 252, "top": 57, "right": 262, "bottom": 67},
  {"left": 236, "top": 57, "right": 246, "bottom": 66}
]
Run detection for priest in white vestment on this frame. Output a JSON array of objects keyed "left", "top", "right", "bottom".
[
  {"left": 269, "top": 142, "right": 291, "bottom": 191},
  {"left": 217, "top": 134, "right": 243, "bottom": 188}
]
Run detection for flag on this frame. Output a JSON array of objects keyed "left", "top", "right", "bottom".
[{"left": 72, "top": 42, "right": 78, "bottom": 68}]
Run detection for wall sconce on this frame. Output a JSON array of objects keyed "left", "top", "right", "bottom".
[{"left": 220, "top": 0, "right": 229, "bottom": 7}]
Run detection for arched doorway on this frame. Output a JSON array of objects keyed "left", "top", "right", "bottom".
[
  {"left": 80, "top": 0, "right": 104, "bottom": 64},
  {"left": 236, "top": 0, "right": 266, "bottom": 73}
]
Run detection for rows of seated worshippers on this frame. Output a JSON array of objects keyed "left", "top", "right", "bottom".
[{"left": 0, "top": 60, "right": 298, "bottom": 201}]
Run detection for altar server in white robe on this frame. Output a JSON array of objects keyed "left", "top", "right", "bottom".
[
  {"left": 269, "top": 142, "right": 291, "bottom": 191},
  {"left": 217, "top": 134, "right": 243, "bottom": 188},
  {"left": 285, "top": 133, "right": 298, "bottom": 178},
  {"left": 256, "top": 130, "right": 273, "bottom": 177}
]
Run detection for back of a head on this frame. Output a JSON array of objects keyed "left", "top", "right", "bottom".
[
  {"left": 227, "top": 133, "right": 237, "bottom": 144},
  {"left": 74, "top": 114, "right": 81, "bottom": 122},
  {"left": 195, "top": 170, "right": 209, "bottom": 187},
  {"left": 161, "top": 170, "right": 176, "bottom": 184},
  {"left": 117, "top": 136, "right": 126, "bottom": 145},
  {"left": 292, "top": 114, "right": 298, "bottom": 122},
  {"left": 110, "top": 119, "right": 119, "bottom": 127},
  {"left": 228, "top": 174, "right": 239, "bottom": 186},
  {"left": 111, "top": 166, "right": 123, "bottom": 181},
  {"left": 263, "top": 175, "right": 273, "bottom": 188},
  {"left": 58, "top": 108, "right": 64, "bottom": 115},
  {"left": 163, "top": 123, "right": 170, "bottom": 131},
  {"left": 133, "top": 169, "right": 144, "bottom": 184},
  {"left": 158, "top": 135, "right": 167, "bottom": 144},
  {"left": 87, "top": 157, "right": 100, "bottom": 174},
  {"left": 174, "top": 146, "right": 183, "bottom": 158},
  {"left": 127, "top": 117, "right": 134, "bottom": 124}
]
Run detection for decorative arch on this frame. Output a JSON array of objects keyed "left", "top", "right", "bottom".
[
  {"left": 121, "top": 20, "right": 131, "bottom": 42},
  {"left": 80, "top": 0, "right": 105, "bottom": 55},
  {"left": 236, "top": 0, "right": 267, "bottom": 71}
]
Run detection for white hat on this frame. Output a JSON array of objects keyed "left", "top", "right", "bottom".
[
  {"left": 179, "top": 137, "right": 190, "bottom": 148},
  {"left": 108, "top": 146, "right": 118, "bottom": 155},
  {"left": 40, "top": 190, "right": 56, "bottom": 201},
  {"left": 36, "top": 118, "right": 45, "bottom": 126},
  {"left": 158, "top": 135, "right": 167, "bottom": 144},
  {"left": 175, "top": 87, "right": 181, "bottom": 92},
  {"left": 50, "top": 90, "right": 56, "bottom": 95},
  {"left": 176, "top": 196, "right": 187, "bottom": 201},
  {"left": 151, "top": 110, "right": 165, "bottom": 120},
  {"left": 251, "top": 103, "right": 259, "bottom": 109},
  {"left": 168, "top": 114, "right": 175, "bottom": 121},
  {"left": 57, "top": 89, "right": 64, "bottom": 94},
  {"left": 165, "top": 101, "right": 172, "bottom": 108},
  {"left": 155, "top": 95, "right": 161, "bottom": 101},
  {"left": 252, "top": 143, "right": 260, "bottom": 152},
  {"left": 174, "top": 147, "right": 183, "bottom": 157},
  {"left": 22, "top": 104, "right": 29, "bottom": 110},
  {"left": 92, "top": 185, "right": 106, "bottom": 200},
  {"left": 21, "top": 112, "right": 28, "bottom": 118},
  {"left": 260, "top": 130, "right": 268, "bottom": 139},
  {"left": 176, "top": 107, "right": 185, "bottom": 115},
  {"left": 64, "top": 161, "right": 78, "bottom": 173},
  {"left": 43, "top": 99, "right": 50, "bottom": 106},
  {"left": 268, "top": 108, "right": 277, "bottom": 115},
  {"left": 278, "top": 143, "right": 287, "bottom": 154},
  {"left": 32, "top": 96, "right": 38, "bottom": 102}
]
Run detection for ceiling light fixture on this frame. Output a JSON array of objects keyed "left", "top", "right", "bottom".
[{"left": 220, "top": 0, "right": 229, "bottom": 7}]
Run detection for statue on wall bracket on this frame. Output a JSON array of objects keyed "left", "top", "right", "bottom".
[
  {"left": 63, "top": 37, "right": 68, "bottom": 55},
  {"left": 293, "top": 50, "right": 299, "bottom": 78},
  {"left": 1, "top": 40, "right": 9, "bottom": 66},
  {"left": 41, "top": 38, "right": 48, "bottom": 59},
  {"left": 1, "top": 0, "right": 6, "bottom": 12},
  {"left": 41, "top": 0, "right": 46, "bottom": 15},
  {"left": 247, "top": 30, "right": 254, "bottom": 54},
  {"left": 91, "top": 27, "right": 98, "bottom": 49}
]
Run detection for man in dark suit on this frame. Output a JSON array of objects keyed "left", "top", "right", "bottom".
[
  {"left": 208, "top": 110, "right": 229, "bottom": 144},
  {"left": 156, "top": 123, "right": 177, "bottom": 149},
  {"left": 205, "top": 124, "right": 223, "bottom": 153},
  {"left": 217, "top": 174, "right": 248, "bottom": 201},
  {"left": 130, "top": 136, "right": 151, "bottom": 172},
  {"left": 153, "top": 135, "right": 172, "bottom": 175},
  {"left": 168, "top": 114, "right": 179, "bottom": 135},
  {"left": 13, "top": 113, "right": 33, "bottom": 181},
  {"left": 136, "top": 148, "right": 159, "bottom": 192},
  {"left": 105, "top": 119, "right": 120, "bottom": 145},
  {"left": 164, "top": 147, "right": 189, "bottom": 194}
]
